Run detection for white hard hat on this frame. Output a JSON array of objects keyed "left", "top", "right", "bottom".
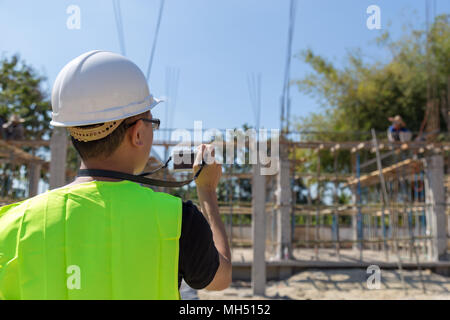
[{"left": 51, "top": 50, "right": 161, "bottom": 130}]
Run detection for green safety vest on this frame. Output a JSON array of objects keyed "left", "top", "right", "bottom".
[{"left": 0, "top": 180, "right": 182, "bottom": 300}]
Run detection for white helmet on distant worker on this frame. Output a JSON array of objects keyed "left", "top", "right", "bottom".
[{"left": 51, "top": 50, "right": 161, "bottom": 141}]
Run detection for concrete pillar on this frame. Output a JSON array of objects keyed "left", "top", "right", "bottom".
[
  {"left": 28, "top": 162, "right": 41, "bottom": 197},
  {"left": 49, "top": 127, "right": 68, "bottom": 189},
  {"left": 275, "top": 148, "right": 292, "bottom": 259},
  {"left": 424, "top": 155, "right": 448, "bottom": 261},
  {"left": 252, "top": 163, "right": 266, "bottom": 296}
]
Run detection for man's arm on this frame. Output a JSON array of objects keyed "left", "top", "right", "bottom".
[
  {"left": 194, "top": 144, "right": 232, "bottom": 291},
  {"left": 178, "top": 201, "right": 220, "bottom": 290}
]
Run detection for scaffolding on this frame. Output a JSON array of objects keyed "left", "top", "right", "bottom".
[
  {"left": 3, "top": 132, "right": 450, "bottom": 255},
  {"left": 2, "top": 130, "right": 450, "bottom": 295}
]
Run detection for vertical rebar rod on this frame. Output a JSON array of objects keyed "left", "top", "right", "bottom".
[
  {"left": 112, "top": 0, "right": 126, "bottom": 56},
  {"left": 367, "top": 197, "right": 373, "bottom": 251},
  {"left": 356, "top": 152, "right": 364, "bottom": 260},
  {"left": 371, "top": 129, "right": 406, "bottom": 294},
  {"left": 388, "top": 181, "right": 394, "bottom": 241},
  {"left": 332, "top": 150, "right": 340, "bottom": 260},
  {"left": 419, "top": 171, "right": 427, "bottom": 255},
  {"left": 227, "top": 166, "right": 234, "bottom": 255},
  {"left": 306, "top": 181, "right": 312, "bottom": 249},
  {"left": 400, "top": 166, "right": 426, "bottom": 293},
  {"left": 238, "top": 183, "right": 243, "bottom": 242},
  {"left": 280, "top": 0, "right": 298, "bottom": 133},
  {"left": 381, "top": 199, "right": 389, "bottom": 261},
  {"left": 414, "top": 173, "right": 420, "bottom": 237},
  {"left": 291, "top": 187, "right": 296, "bottom": 250},
  {"left": 146, "top": 0, "right": 165, "bottom": 80},
  {"left": 314, "top": 150, "right": 321, "bottom": 260}
]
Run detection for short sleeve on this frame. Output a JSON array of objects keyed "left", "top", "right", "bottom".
[{"left": 178, "top": 201, "right": 220, "bottom": 290}]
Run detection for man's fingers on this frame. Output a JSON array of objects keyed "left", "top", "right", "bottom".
[
  {"left": 204, "top": 144, "right": 216, "bottom": 165},
  {"left": 194, "top": 144, "right": 217, "bottom": 166},
  {"left": 208, "top": 144, "right": 215, "bottom": 157},
  {"left": 193, "top": 144, "right": 222, "bottom": 189},
  {"left": 194, "top": 144, "right": 206, "bottom": 166}
]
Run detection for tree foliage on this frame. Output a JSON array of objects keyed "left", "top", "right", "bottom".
[
  {"left": 290, "top": 14, "right": 450, "bottom": 205},
  {"left": 294, "top": 14, "right": 449, "bottom": 136},
  {"left": 0, "top": 54, "right": 52, "bottom": 140},
  {"left": 0, "top": 54, "right": 52, "bottom": 197}
]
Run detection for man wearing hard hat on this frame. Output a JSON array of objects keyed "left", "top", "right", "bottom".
[
  {"left": 387, "top": 115, "right": 411, "bottom": 142},
  {"left": 0, "top": 50, "right": 231, "bottom": 299}
]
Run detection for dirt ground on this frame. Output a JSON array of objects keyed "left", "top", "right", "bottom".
[
  {"left": 194, "top": 269, "right": 450, "bottom": 300},
  {"left": 231, "top": 247, "right": 433, "bottom": 264}
]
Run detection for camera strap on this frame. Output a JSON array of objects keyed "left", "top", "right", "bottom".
[{"left": 76, "top": 157, "right": 206, "bottom": 188}]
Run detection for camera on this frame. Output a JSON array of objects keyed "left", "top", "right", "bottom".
[{"left": 172, "top": 149, "right": 197, "bottom": 170}]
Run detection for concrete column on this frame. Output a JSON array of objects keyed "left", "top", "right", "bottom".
[
  {"left": 424, "top": 155, "right": 448, "bottom": 261},
  {"left": 275, "top": 148, "right": 292, "bottom": 259},
  {"left": 252, "top": 163, "right": 266, "bottom": 296},
  {"left": 28, "top": 162, "right": 41, "bottom": 197},
  {"left": 49, "top": 127, "right": 68, "bottom": 189}
]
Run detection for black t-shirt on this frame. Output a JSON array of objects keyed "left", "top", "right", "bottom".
[{"left": 178, "top": 200, "right": 220, "bottom": 289}]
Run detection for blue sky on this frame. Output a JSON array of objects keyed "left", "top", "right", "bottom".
[{"left": 1, "top": 0, "right": 449, "bottom": 132}]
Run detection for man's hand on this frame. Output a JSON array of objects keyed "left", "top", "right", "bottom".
[{"left": 193, "top": 144, "right": 222, "bottom": 191}]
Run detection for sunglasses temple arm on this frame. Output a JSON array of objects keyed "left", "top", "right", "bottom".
[{"left": 138, "top": 156, "right": 172, "bottom": 176}]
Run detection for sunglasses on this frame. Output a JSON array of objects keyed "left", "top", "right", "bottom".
[{"left": 125, "top": 118, "right": 160, "bottom": 130}]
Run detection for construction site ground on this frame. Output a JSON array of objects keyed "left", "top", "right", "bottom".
[
  {"left": 180, "top": 247, "right": 450, "bottom": 300},
  {"left": 195, "top": 268, "right": 450, "bottom": 300}
]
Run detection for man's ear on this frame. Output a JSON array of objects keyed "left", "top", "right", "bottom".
[{"left": 128, "top": 120, "right": 145, "bottom": 147}]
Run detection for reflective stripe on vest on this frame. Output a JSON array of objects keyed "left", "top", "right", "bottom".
[{"left": 0, "top": 180, "right": 182, "bottom": 300}]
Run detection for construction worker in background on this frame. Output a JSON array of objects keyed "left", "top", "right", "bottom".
[
  {"left": 387, "top": 115, "right": 412, "bottom": 142},
  {"left": 0, "top": 50, "right": 231, "bottom": 299},
  {"left": 2, "top": 114, "right": 25, "bottom": 141}
]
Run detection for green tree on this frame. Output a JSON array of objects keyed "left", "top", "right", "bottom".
[
  {"left": 0, "top": 54, "right": 52, "bottom": 140},
  {"left": 0, "top": 54, "right": 52, "bottom": 198},
  {"left": 290, "top": 14, "right": 449, "bottom": 181},
  {"left": 294, "top": 14, "right": 449, "bottom": 137},
  {"left": 290, "top": 15, "right": 449, "bottom": 209}
]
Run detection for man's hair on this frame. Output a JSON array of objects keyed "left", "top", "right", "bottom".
[{"left": 71, "top": 111, "right": 149, "bottom": 160}]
